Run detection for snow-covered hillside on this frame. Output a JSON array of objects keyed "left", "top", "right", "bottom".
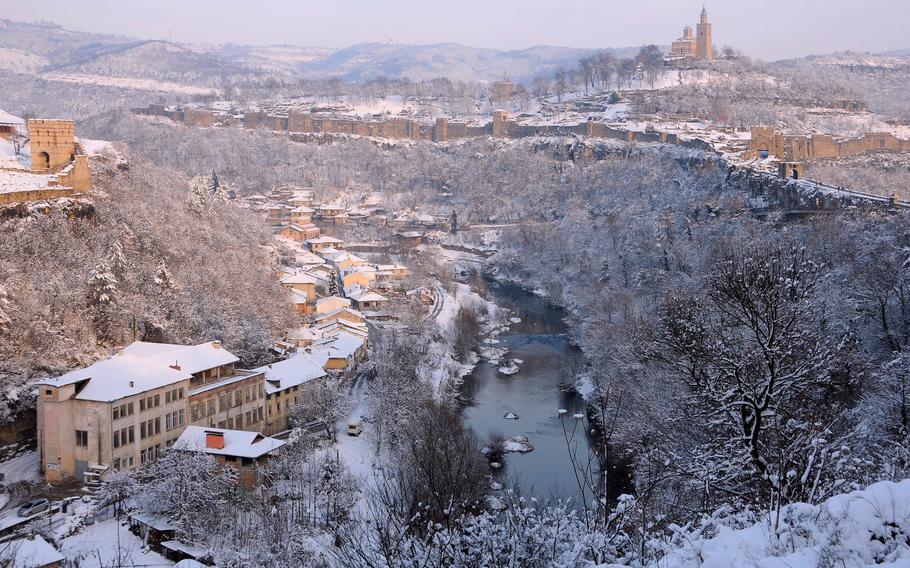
[{"left": 657, "top": 480, "right": 910, "bottom": 568}]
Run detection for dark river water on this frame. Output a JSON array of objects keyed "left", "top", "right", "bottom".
[{"left": 460, "top": 279, "right": 596, "bottom": 502}]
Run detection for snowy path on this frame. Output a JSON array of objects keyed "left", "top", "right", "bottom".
[{"left": 0, "top": 451, "right": 40, "bottom": 485}]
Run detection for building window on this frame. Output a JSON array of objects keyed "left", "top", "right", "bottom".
[
  {"left": 207, "top": 400, "right": 216, "bottom": 416},
  {"left": 113, "top": 431, "right": 120, "bottom": 449},
  {"left": 165, "top": 391, "right": 171, "bottom": 404},
  {"left": 128, "top": 426, "right": 135, "bottom": 444},
  {"left": 153, "top": 395, "right": 160, "bottom": 407},
  {"left": 113, "top": 458, "right": 121, "bottom": 470},
  {"left": 45, "top": 389, "right": 52, "bottom": 396},
  {"left": 75, "top": 430, "right": 88, "bottom": 447},
  {"left": 140, "top": 399, "right": 146, "bottom": 412},
  {"left": 219, "top": 394, "right": 228, "bottom": 413}
]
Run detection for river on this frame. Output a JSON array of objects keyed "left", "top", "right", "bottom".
[{"left": 459, "top": 278, "right": 597, "bottom": 502}]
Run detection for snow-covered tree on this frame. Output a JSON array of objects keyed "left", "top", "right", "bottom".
[
  {"left": 153, "top": 260, "right": 174, "bottom": 289},
  {"left": 136, "top": 449, "right": 237, "bottom": 542},
  {"left": 290, "top": 378, "right": 352, "bottom": 442},
  {"left": 651, "top": 243, "right": 858, "bottom": 508}
]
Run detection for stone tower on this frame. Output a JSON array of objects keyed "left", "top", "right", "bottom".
[
  {"left": 696, "top": 6, "right": 714, "bottom": 60},
  {"left": 27, "top": 119, "right": 76, "bottom": 172}
]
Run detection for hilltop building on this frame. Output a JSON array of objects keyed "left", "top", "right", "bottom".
[{"left": 669, "top": 7, "right": 714, "bottom": 61}]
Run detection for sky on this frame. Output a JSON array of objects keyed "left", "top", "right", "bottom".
[{"left": 4, "top": 0, "right": 909, "bottom": 60}]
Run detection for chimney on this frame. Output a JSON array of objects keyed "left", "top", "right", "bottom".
[
  {"left": 129, "top": 381, "right": 134, "bottom": 388},
  {"left": 212, "top": 341, "right": 222, "bottom": 349},
  {"left": 170, "top": 361, "right": 181, "bottom": 371},
  {"left": 205, "top": 431, "right": 225, "bottom": 449}
]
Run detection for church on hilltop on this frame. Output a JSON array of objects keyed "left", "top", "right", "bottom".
[{"left": 669, "top": 6, "right": 714, "bottom": 61}]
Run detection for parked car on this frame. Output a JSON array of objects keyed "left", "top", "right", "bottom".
[
  {"left": 17, "top": 498, "right": 50, "bottom": 517},
  {"left": 347, "top": 421, "right": 363, "bottom": 437}
]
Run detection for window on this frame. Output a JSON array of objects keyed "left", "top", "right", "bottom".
[
  {"left": 165, "top": 413, "right": 171, "bottom": 431},
  {"left": 113, "top": 458, "right": 121, "bottom": 470},
  {"left": 128, "top": 456, "right": 134, "bottom": 466},
  {"left": 113, "top": 431, "right": 120, "bottom": 449},
  {"left": 165, "top": 391, "right": 171, "bottom": 404},
  {"left": 128, "top": 426, "right": 135, "bottom": 444},
  {"left": 75, "top": 430, "right": 88, "bottom": 447},
  {"left": 140, "top": 399, "right": 146, "bottom": 412},
  {"left": 207, "top": 400, "right": 216, "bottom": 417},
  {"left": 154, "top": 417, "right": 160, "bottom": 435},
  {"left": 241, "top": 457, "right": 253, "bottom": 467},
  {"left": 219, "top": 394, "right": 228, "bottom": 413},
  {"left": 178, "top": 409, "right": 184, "bottom": 426},
  {"left": 153, "top": 395, "right": 160, "bottom": 407},
  {"left": 140, "top": 422, "right": 147, "bottom": 439},
  {"left": 218, "top": 420, "right": 227, "bottom": 429},
  {"left": 235, "top": 414, "right": 242, "bottom": 429},
  {"left": 45, "top": 389, "right": 52, "bottom": 396},
  {"left": 178, "top": 388, "right": 185, "bottom": 400},
  {"left": 112, "top": 406, "right": 120, "bottom": 420},
  {"left": 258, "top": 407, "right": 264, "bottom": 422},
  {"left": 127, "top": 402, "right": 134, "bottom": 415},
  {"left": 233, "top": 390, "right": 242, "bottom": 407}
]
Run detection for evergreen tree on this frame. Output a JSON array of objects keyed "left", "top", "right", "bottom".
[
  {"left": 154, "top": 260, "right": 174, "bottom": 289},
  {"left": 329, "top": 268, "right": 340, "bottom": 296},
  {"left": 87, "top": 259, "right": 117, "bottom": 307},
  {"left": 108, "top": 240, "right": 128, "bottom": 279}
]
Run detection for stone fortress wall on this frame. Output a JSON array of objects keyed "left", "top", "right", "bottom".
[
  {"left": 749, "top": 126, "right": 910, "bottom": 161},
  {"left": 133, "top": 104, "right": 715, "bottom": 152}
]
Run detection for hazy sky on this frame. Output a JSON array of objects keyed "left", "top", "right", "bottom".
[{"left": 5, "top": 0, "right": 909, "bottom": 60}]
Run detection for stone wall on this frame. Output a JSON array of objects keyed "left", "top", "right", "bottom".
[
  {"left": 132, "top": 103, "right": 722, "bottom": 153},
  {"left": 749, "top": 126, "right": 910, "bottom": 161},
  {"left": 0, "top": 188, "right": 73, "bottom": 205}
]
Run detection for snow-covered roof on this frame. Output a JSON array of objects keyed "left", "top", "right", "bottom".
[
  {"left": 255, "top": 353, "right": 327, "bottom": 395},
  {"left": 173, "top": 426, "right": 284, "bottom": 459},
  {"left": 121, "top": 341, "right": 238, "bottom": 376},
  {"left": 377, "top": 264, "right": 407, "bottom": 271},
  {"left": 314, "top": 306, "right": 366, "bottom": 324},
  {"left": 130, "top": 512, "right": 177, "bottom": 531},
  {"left": 281, "top": 273, "right": 318, "bottom": 285},
  {"left": 307, "top": 236, "right": 344, "bottom": 245},
  {"left": 349, "top": 290, "right": 388, "bottom": 303},
  {"left": 291, "top": 206, "right": 315, "bottom": 213},
  {"left": 296, "top": 252, "right": 325, "bottom": 265},
  {"left": 313, "top": 331, "right": 366, "bottom": 359},
  {"left": 283, "top": 223, "right": 314, "bottom": 233},
  {"left": 341, "top": 265, "right": 377, "bottom": 276},
  {"left": 326, "top": 251, "right": 366, "bottom": 265},
  {"left": 316, "top": 296, "right": 351, "bottom": 310},
  {"left": 0, "top": 109, "right": 24, "bottom": 125},
  {"left": 8, "top": 535, "right": 65, "bottom": 568},
  {"left": 314, "top": 319, "right": 369, "bottom": 337},
  {"left": 37, "top": 354, "right": 192, "bottom": 402}
]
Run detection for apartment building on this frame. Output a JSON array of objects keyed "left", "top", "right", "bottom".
[{"left": 36, "top": 341, "right": 267, "bottom": 483}]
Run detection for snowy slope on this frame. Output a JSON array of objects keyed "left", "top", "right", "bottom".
[{"left": 657, "top": 479, "right": 910, "bottom": 568}]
